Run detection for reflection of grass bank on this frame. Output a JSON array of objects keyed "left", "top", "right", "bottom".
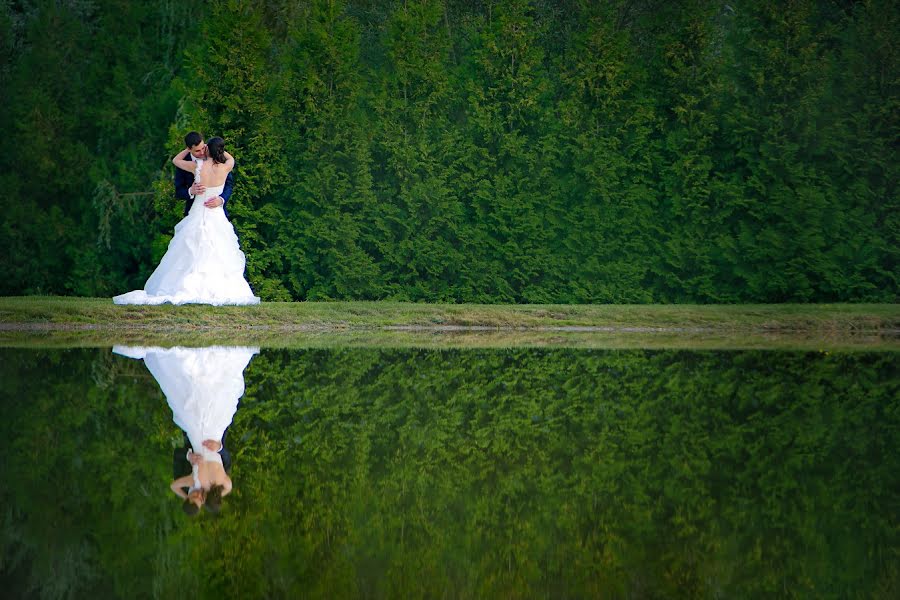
[{"left": 1, "top": 296, "right": 898, "bottom": 350}]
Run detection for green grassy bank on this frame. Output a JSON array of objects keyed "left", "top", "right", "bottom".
[{"left": 1, "top": 297, "right": 898, "bottom": 350}]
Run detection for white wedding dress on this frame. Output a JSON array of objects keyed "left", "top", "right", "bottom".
[
  {"left": 113, "top": 345, "right": 259, "bottom": 455},
  {"left": 113, "top": 181, "right": 260, "bottom": 306}
]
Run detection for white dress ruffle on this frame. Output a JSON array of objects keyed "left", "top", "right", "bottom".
[
  {"left": 113, "top": 345, "right": 259, "bottom": 454},
  {"left": 113, "top": 184, "right": 260, "bottom": 306}
]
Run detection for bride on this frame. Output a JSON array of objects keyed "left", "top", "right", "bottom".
[
  {"left": 113, "top": 345, "right": 259, "bottom": 514},
  {"left": 113, "top": 137, "right": 260, "bottom": 306}
]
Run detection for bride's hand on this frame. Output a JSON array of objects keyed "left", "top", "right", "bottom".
[{"left": 202, "top": 439, "right": 222, "bottom": 451}]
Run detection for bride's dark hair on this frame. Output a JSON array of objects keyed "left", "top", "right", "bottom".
[
  {"left": 205, "top": 484, "right": 225, "bottom": 514},
  {"left": 206, "top": 137, "right": 227, "bottom": 164}
]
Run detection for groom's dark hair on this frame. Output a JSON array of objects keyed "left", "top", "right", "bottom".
[
  {"left": 184, "top": 131, "right": 203, "bottom": 148},
  {"left": 182, "top": 498, "right": 200, "bottom": 516}
]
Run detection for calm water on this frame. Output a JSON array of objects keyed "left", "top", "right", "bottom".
[{"left": 1, "top": 346, "right": 898, "bottom": 599}]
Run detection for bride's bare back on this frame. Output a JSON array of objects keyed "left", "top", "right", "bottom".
[
  {"left": 197, "top": 156, "right": 234, "bottom": 188},
  {"left": 196, "top": 459, "right": 232, "bottom": 490}
]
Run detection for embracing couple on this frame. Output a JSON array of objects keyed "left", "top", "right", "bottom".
[
  {"left": 114, "top": 344, "right": 259, "bottom": 516},
  {"left": 172, "top": 436, "right": 232, "bottom": 516},
  {"left": 113, "top": 132, "right": 260, "bottom": 306}
]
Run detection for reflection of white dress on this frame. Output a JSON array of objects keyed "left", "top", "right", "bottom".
[
  {"left": 113, "top": 183, "right": 260, "bottom": 306},
  {"left": 113, "top": 346, "right": 259, "bottom": 458}
]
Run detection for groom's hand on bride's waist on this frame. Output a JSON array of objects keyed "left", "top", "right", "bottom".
[
  {"left": 204, "top": 196, "right": 224, "bottom": 209},
  {"left": 190, "top": 182, "right": 206, "bottom": 196}
]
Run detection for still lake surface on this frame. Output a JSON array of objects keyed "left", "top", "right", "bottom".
[{"left": 1, "top": 344, "right": 897, "bottom": 598}]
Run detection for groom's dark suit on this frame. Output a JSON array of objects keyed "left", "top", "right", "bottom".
[{"left": 174, "top": 157, "right": 236, "bottom": 217}]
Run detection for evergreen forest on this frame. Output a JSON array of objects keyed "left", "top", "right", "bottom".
[{"left": 1, "top": 0, "right": 897, "bottom": 303}]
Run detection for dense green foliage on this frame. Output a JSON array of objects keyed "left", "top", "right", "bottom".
[
  {"left": 1, "top": 0, "right": 897, "bottom": 302},
  {"left": 1, "top": 347, "right": 898, "bottom": 598}
]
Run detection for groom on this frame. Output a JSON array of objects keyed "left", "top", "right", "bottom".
[{"left": 174, "top": 131, "right": 236, "bottom": 217}]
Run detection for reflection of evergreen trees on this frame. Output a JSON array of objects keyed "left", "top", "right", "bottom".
[
  {"left": 1, "top": 0, "right": 897, "bottom": 302},
  {"left": 1, "top": 348, "right": 898, "bottom": 597}
]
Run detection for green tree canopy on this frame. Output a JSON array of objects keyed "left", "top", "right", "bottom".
[{"left": 1, "top": 0, "right": 897, "bottom": 302}]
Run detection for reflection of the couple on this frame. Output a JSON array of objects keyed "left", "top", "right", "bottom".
[{"left": 113, "top": 345, "right": 258, "bottom": 515}]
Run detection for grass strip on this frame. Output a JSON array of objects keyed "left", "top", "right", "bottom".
[
  {"left": 2, "top": 296, "right": 898, "bottom": 330},
  {"left": 1, "top": 297, "right": 897, "bottom": 350}
]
